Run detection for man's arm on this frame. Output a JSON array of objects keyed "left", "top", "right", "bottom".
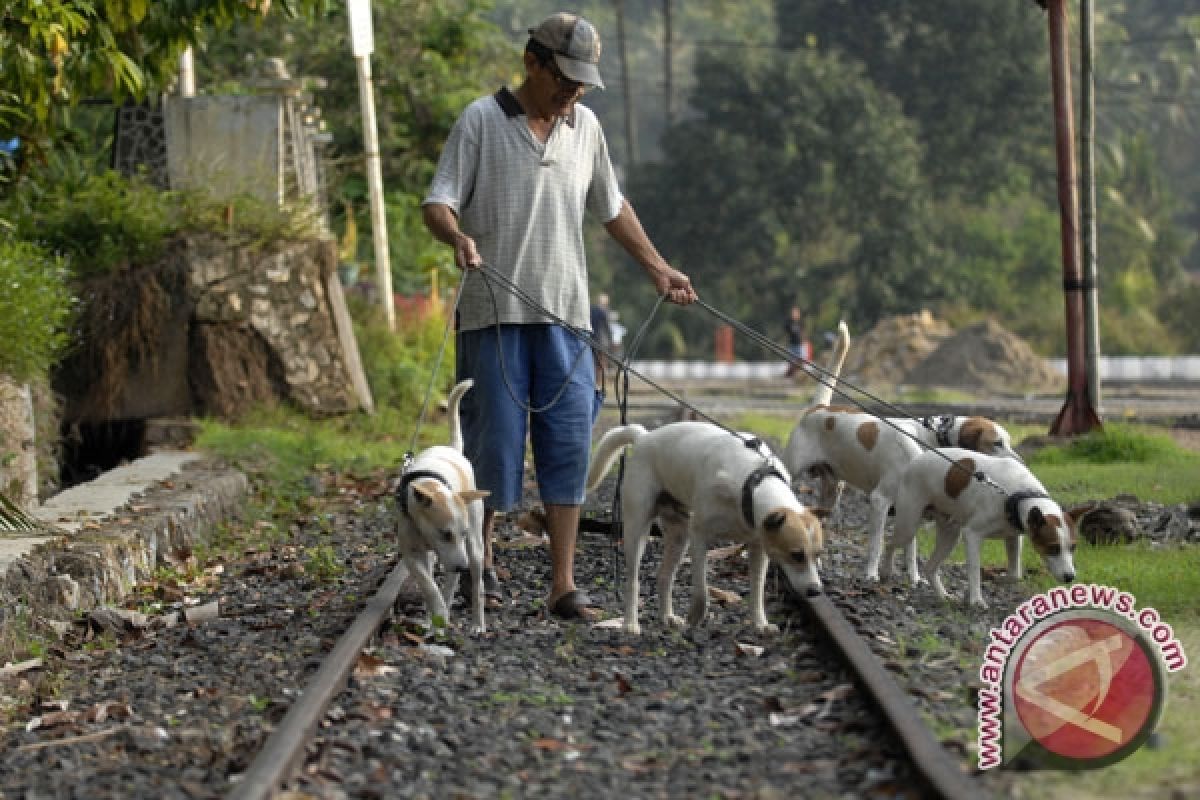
[
  {"left": 422, "top": 203, "right": 482, "bottom": 269},
  {"left": 604, "top": 200, "right": 697, "bottom": 305}
]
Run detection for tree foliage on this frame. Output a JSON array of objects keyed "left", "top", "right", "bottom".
[
  {"left": 629, "top": 44, "right": 934, "bottom": 356},
  {"left": 774, "top": 0, "right": 1051, "bottom": 200},
  {"left": 0, "top": 0, "right": 324, "bottom": 186}
]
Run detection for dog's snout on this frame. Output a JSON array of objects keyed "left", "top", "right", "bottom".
[
  {"left": 805, "top": 586, "right": 821, "bottom": 598},
  {"left": 1062, "top": 571, "right": 1075, "bottom": 583}
]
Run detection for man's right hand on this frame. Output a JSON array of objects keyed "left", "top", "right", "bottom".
[{"left": 454, "top": 231, "right": 483, "bottom": 270}]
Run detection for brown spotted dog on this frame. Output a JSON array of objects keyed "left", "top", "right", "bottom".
[
  {"left": 884, "top": 447, "right": 1078, "bottom": 609},
  {"left": 586, "top": 420, "right": 825, "bottom": 635},
  {"left": 782, "top": 321, "right": 1022, "bottom": 584}
]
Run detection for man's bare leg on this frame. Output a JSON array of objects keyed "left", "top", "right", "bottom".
[
  {"left": 545, "top": 503, "right": 581, "bottom": 605},
  {"left": 482, "top": 508, "right": 496, "bottom": 569}
]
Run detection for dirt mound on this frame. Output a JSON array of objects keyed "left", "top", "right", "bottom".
[
  {"left": 841, "top": 311, "right": 953, "bottom": 387},
  {"left": 903, "top": 318, "right": 1064, "bottom": 393}
]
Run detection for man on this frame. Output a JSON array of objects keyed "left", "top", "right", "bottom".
[{"left": 422, "top": 12, "right": 697, "bottom": 620}]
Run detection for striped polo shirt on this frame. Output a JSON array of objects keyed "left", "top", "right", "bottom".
[{"left": 424, "top": 88, "right": 624, "bottom": 332}]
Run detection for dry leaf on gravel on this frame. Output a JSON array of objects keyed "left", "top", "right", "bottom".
[
  {"left": 354, "top": 653, "right": 397, "bottom": 678},
  {"left": 734, "top": 642, "right": 765, "bottom": 657},
  {"left": 708, "top": 586, "right": 740, "bottom": 605}
]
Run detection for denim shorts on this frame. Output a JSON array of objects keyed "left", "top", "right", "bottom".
[{"left": 456, "top": 324, "right": 602, "bottom": 512}]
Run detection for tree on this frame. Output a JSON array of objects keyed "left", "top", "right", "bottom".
[
  {"left": 628, "top": 44, "right": 935, "bottom": 357},
  {"left": 0, "top": 0, "right": 323, "bottom": 188},
  {"left": 774, "top": 0, "right": 1051, "bottom": 201}
]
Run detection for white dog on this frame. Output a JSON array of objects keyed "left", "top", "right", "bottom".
[
  {"left": 782, "top": 322, "right": 1022, "bottom": 584},
  {"left": 393, "top": 379, "right": 490, "bottom": 633},
  {"left": 586, "top": 420, "right": 825, "bottom": 635},
  {"left": 883, "top": 447, "right": 1078, "bottom": 608}
]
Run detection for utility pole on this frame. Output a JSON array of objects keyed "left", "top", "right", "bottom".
[
  {"left": 1081, "top": 0, "right": 1102, "bottom": 416},
  {"left": 1045, "top": 0, "right": 1101, "bottom": 435},
  {"left": 663, "top": 0, "right": 673, "bottom": 126},
  {"left": 179, "top": 47, "right": 196, "bottom": 97},
  {"left": 614, "top": 0, "right": 638, "bottom": 167},
  {"left": 348, "top": 0, "right": 395, "bottom": 331}
]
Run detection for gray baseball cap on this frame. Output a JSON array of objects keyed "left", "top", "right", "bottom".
[{"left": 528, "top": 12, "right": 605, "bottom": 90}]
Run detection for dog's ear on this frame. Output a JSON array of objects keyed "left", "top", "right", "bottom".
[
  {"left": 763, "top": 510, "right": 786, "bottom": 531},
  {"left": 458, "top": 489, "right": 490, "bottom": 503},
  {"left": 412, "top": 484, "right": 436, "bottom": 508}
]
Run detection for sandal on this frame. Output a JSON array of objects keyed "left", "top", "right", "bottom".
[
  {"left": 483, "top": 567, "right": 503, "bottom": 607},
  {"left": 548, "top": 589, "right": 596, "bottom": 621}
]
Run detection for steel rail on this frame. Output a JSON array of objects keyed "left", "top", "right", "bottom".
[
  {"left": 227, "top": 561, "right": 410, "bottom": 800},
  {"left": 784, "top": 583, "right": 980, "bottom": 800}
]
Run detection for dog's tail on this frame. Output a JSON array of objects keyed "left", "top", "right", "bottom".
[
  {"left": 811, "top": 319, "right": 850, "bottom": 408},
  {"left": 446, "top": 379, "right": 474, "bottom": 452},
  {"left": 585, "top": 424, "right": 647, "bottom": 493}
]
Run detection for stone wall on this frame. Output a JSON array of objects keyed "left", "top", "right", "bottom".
[{"left": 187, "top": 235, "right": 366, "bottom": 416}]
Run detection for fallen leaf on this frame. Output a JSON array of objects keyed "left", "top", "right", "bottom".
[
  {"left": 591, "top": 617, "right": 625, "bottom": 629},
  {"left": 708, "top": 586, "right": 741, "bottom": 605},
  {"left": 614, "top": 672, "right": 633, "bottom": 697},
  {"left": 354, "top": 653, "right": 397, "bottom": 678},
  {"left": 532, "top": 737, "right": 573, "bottom": 752},
  {"left": 734, "top": 641, "right": 765, "bottom": 658}
]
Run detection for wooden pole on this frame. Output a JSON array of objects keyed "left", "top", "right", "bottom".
[
  {"left": 663, "top": 0, "right": 673, "bottom": 126},
  {"left": 615, "top": 0, "right": 638, "bottom": 167},
  {"left": 1081, "top": 0, "right": 1102, "bottom": 415},
  {"left": 1046, "top": 0, "right": 1101, "bottom": 435}
]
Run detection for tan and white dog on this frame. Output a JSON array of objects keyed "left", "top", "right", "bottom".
[
  {"left": 782, "top": 322, "right": 1022, "bottom": 584},
  {"left": 393, "top": 379, "right": 490, "bottom": 633},
  {"left": 586, "top": 420, "right": 825, "bottom": 635},
  {"left": 883, "top": 447, "right": 1078, "bottom": 608}
]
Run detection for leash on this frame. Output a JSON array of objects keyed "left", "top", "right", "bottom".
[
  {"left": 401, "top": 277, "right": 465, "bottom": 474},
  {"left": 691, "top": 299, "right": 1010, "bottom": 498}
]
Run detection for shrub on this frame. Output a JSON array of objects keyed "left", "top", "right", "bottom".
[
  {"left": 14, "top": 171, "right": 175, "bottom": 276},
  {"left": 0, "top": 238, "right": 75, "bottom": 383},
  {"left": 350, "top": 295, "right": 455, "bottom": 412}
]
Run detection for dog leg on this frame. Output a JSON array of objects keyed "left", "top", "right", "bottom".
[
  {"left": 410, "top": 551, "right": 451, "bottom": 626},
  {"left": 962, "top": 528, "right": 988, "bottom": 609},
  {"left": 686, "top": 532, "right": 710, "bottom": 628},
  {"left": 655, "top": 514, "right": 689, "bottom": 629},
  {"left": 865, "top": 492, "right": 892, "bottom": 581},
  {"left": 922, "top": 517, "right": 959, "bottom": 601},
  {"left": 466, "top": 560, "right": 486, "bottom": 634},
  {"left": 1005, "top": 536, "right": 1023, "bottom": 582},
  {"left": 746, "top": 543, "right": 778, "bottom": 634},
  {"left": 622, "top": 525, "right": 649, "bottom": 636}
]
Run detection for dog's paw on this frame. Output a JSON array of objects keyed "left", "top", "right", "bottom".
[
  {"left": 968, "top": 597, "right": 990, "bottom": 610},
  {"left": 623, "top": 620, "right": 642, "bottom": 636},
  {"left": 755, "top": 621, "right": 780, "bottom": 635},
  {"left": 665, "top": 613, "right": 687, "bottom": 629},
  {"left": 865, "top": 570, "right": 883, "bottom": 583}
]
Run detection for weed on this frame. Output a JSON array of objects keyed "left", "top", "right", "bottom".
[{"left": 303, "top": 545, "right": 343, "bottom": 584}]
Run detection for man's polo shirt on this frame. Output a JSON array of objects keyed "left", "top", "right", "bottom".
[{"left": 424, "top": 87, "right": 624, "bottom": 332}]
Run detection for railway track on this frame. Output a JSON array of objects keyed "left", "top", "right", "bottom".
[{"left": 2, "top": 391, "right": 1088, "bottom": 799}]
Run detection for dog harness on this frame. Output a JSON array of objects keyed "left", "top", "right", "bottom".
[
  {"left": 1005, "top": 488, "right": 1051, "bottom": 531},
  {"left": 922, "top": 415, "right": 956, "bottom": 447},
  {"left": 395, "top": 469, "right": 450, "bottom": 517},
  {"left": 741, "top": 463, "right": 788, "bottom": 527}
]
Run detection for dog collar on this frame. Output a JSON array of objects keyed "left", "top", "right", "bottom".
[
  {"left": 741, "top": 463, "right": 787, "bottom": 527},
  {"left": 395, "top": 469, "right": 449, "bottom": 516},
  {"left": 922, "top": 415, "right": 956, "bottom": 447},
  {"left": 1005, "top": 489, "right": 1051, "bottom": 531}
]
